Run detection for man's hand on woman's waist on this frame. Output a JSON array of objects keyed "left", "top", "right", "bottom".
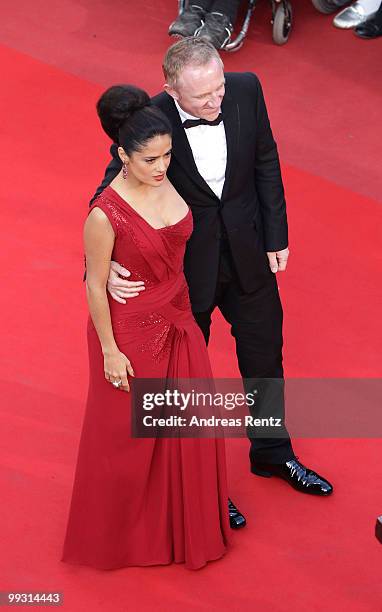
[{"left": 107, "top": 261, "right": 146, "bottom": 304}]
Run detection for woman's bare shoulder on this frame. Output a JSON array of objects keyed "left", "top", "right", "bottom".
[
  {"left": 87, "top": 206, "right": 109, "bottom": 221},
  {"left": 85, "top": 206, "right": 115, "bottom": 236}
]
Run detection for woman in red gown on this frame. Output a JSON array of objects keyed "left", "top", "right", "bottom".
[{"left": 61, "top": 86, "right": 229, "bottom": 570}]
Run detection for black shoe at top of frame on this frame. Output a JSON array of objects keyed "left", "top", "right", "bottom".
[
  {"left": 354, "top": 10, "right": 382, "bottom": 38},
  {"left": 168, "top": 5, "right": 205, "bottom": 38},
  {"left": 195, "top": 12, "right": 233, "bottom": 49},
  {"left": 228, "top": 498, "right": 246, "bottom": 529},
  {"left": 251, "top": 457, "right": 334, "bottom": 496}
]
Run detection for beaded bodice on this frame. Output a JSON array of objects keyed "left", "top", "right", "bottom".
[{"left": 90, "top": 186, "right": 193, "bottom": 289}]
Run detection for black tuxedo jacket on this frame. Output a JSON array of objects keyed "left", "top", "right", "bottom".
[{"left": 92, "top": 72, "right": 288, "bottom": 311}]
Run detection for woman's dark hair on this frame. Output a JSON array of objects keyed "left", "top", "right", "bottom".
[{"left": 96, "top": 84, "right": 172, "bottom": 155}]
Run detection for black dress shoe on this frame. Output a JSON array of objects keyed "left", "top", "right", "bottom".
[
  {"left": 354, "top": 11, "right": 382, "bottom": 37},
  {"left": 228, "top": 498, "right": 246, "bottom": 529},
  {"left": 251, "top": 458, "right": 333, "bottom": 496}
]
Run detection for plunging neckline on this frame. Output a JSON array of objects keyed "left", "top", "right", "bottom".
[{"left": 107, "top": 186, "right": 190, "bottom": 231}]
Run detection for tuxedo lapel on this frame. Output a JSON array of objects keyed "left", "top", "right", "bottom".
[
  {"left": 161, "top": 95, "right": 220, "bottom": 200},
  {"left": 159, "top": 91, "right": 240, "bottom": 202},
  {"left": 220, "top": 91, "right": 240, "bottom": 201}
]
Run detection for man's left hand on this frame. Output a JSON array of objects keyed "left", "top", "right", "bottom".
[{"left": 266, "top": 247, "right": 289, "bottom": 273}]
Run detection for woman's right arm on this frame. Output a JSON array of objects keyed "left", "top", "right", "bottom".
[{"left": 84, "top": 208, "right": 134, "bottom": 391}]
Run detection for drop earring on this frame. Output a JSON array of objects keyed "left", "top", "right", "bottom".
[{"left": 122, "top": 162, "right": 128, "bottom": 179}]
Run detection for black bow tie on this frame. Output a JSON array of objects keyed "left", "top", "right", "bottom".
[{"left": 182, "top": 113, "right": 223, "bottom": 129}]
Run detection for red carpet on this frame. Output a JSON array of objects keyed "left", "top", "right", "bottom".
[{"left": 0, "top": 2, "right": 381, "bottom": 610}]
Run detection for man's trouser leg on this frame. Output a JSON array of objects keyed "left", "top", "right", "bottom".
[{"left": 193, "top": 248, "right": 294, "bottom": 465}]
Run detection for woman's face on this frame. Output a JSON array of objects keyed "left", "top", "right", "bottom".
[{"left": 119, "top": 134, "right": 172, "bottom": 187}]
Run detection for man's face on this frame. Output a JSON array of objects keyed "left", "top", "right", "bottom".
[{"left": 166, "top": 58, "right": 225, "bottom": 120}]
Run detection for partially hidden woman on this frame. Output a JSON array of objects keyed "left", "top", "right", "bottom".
[{"left": 61, "top": 85, "right": 230, "bottom": 570}]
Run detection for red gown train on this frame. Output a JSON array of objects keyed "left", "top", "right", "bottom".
[{"left": 61, "top": 186, "right": 229, "bottom": 570}]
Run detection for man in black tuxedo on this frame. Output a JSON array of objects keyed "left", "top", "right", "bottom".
[{"left": 92, "top": 38, "right": 333, "bottom": 503}]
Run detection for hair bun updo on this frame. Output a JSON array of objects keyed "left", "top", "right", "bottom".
[
  {"left": 96, "top": 84, "right": 172, "bottom": 156},
  {"left": 96, "top": 85, "right": 151, "bottom": 144}
]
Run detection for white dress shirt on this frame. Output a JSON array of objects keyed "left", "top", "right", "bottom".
[{"left": 175, "top": 100, "right": 227, "bottom": 199}]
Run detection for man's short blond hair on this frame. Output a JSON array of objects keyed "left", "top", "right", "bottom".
[{"left": 163, "top": 37, "right": 223, "bottom": 86}]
